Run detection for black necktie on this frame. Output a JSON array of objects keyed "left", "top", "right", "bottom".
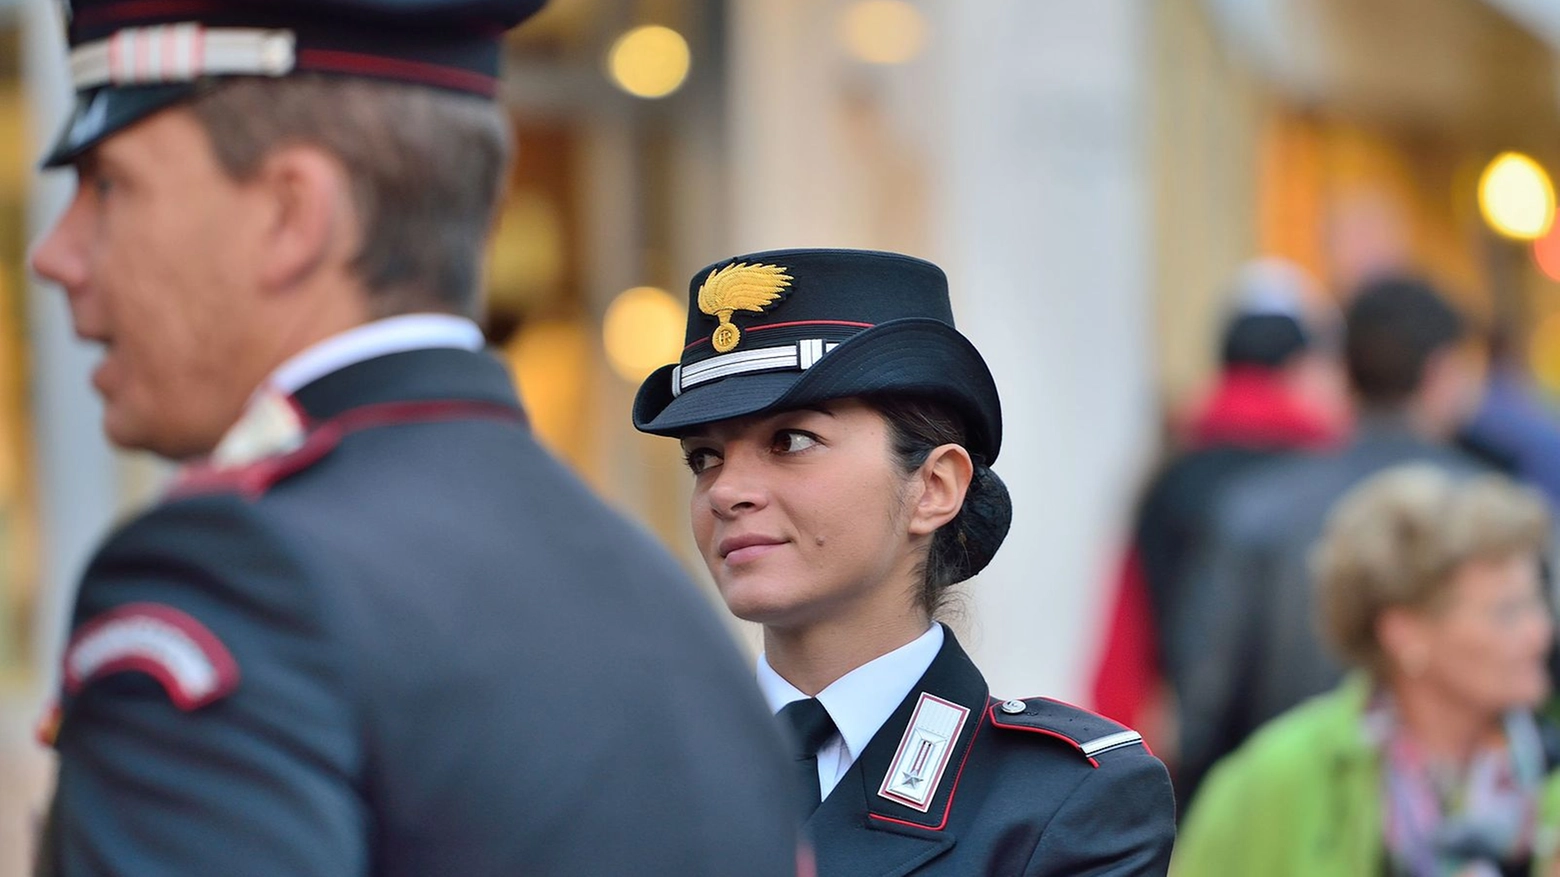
[{"left": 778, "top": 698, "right": 837, "bottom": 820}]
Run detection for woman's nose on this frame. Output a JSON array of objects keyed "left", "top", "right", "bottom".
[{"left": 706, "top": 451, "right": 768, "bottom": 518}]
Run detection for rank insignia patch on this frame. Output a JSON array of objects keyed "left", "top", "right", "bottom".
[
  {"left": 696, "top": 262, "right": 792, "bottom": 352},
  {"left": 878, "top": 692, "right": 970, "bottom": 812},
  {"left": 64, "top": 603, "right": 239, "bottom": 711}
]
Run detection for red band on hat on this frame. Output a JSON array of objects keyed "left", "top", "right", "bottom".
[
  {"left": 297, "top": 49, "right": 499, "bottom": 96},
  {"left": 682, "top": 320, "right": 874, "bottom": 352}
]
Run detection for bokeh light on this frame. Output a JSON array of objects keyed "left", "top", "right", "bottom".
[
  {"left": 1534, "top": 218, "right": 1560, "bottom": 283},
  {"left": 603, "top": 286, "right": 685, "bottom": 382},
  {"left": 1477, "top": 152, "right": 1556, "bottom": 241},
  {"left": 607, "top": 25, "right": 691, "bottom": 99},
  {"left": 838, "top": 0, "right": 928, "bottom": 65}
]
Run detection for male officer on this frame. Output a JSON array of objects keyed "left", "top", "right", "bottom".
[{"left": 30, "top": 2, "right": 797, "bottom": 874}]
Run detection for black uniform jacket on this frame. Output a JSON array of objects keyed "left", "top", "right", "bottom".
[
  {"left": 807, "top": 628, "right": 1175, "bottom": 876},
  {"left": 41, "top": 347, "right": 798, "bottom": 877}
]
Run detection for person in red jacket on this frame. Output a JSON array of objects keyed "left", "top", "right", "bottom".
[{"left": 1089, "top": 260, "right": 1346, "bottom": 788}]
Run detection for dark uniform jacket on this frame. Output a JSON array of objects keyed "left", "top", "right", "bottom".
[
  {"left": 41, "top": 347, "right": 797, "bottom": 876},
  {"left": 807, "top": 628, "right": 1175, "bottom": 876}
]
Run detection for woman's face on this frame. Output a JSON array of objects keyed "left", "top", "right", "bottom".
[
  {"left": 1409, "top": 552, "right": 1553, "bottom": 715},
  {"left": 679, "top": 399, "right": 924, "bottom": 631}
]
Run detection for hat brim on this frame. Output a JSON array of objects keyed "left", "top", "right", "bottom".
[
  {"left": 633, "top": 318, "right": 1003, "bottom": 463},
  {"left": 42, "top": 84, "right": 198, "bottom": 169}
]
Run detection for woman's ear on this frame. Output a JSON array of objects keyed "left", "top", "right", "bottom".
[
  {"left": 254, "top": 145, "right": 352, "bottom": 293},
  {"left": 907, "top": 444, "right": 973, "bottom": 536},
  {"left": 1377, "top": 607, "right": 1432, "bottom": 679}
]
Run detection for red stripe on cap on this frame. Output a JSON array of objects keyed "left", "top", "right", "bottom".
[
  {"left": 297, "top": 49, "right": 498, "bottom": 97},
  {"left": 73, "top": 0, "right": 222, "bottom": 27},
  {"left": 681, "top": 320, "right": 874, "bottom": 353}
]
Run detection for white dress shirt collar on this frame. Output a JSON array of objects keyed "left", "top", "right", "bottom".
[
  {"left": 758, "top": 623, "right": 944, "bottom": 763},
  {"left": 267, "top": 313, "right": 485, "bottom": 396}
]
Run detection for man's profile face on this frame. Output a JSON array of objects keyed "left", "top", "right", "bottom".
[{"left": 31, "top": 108, "right": 270, "bottom": 459}]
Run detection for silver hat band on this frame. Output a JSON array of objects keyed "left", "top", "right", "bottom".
[
  {"left": 671, "top": 339, "right": 841, "bottom": 398},
  {"left": 69, "top": 24, "right": 296, "bottom": 90}
]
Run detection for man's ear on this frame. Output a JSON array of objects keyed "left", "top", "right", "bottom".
[
  {"left": 254, "top": 145, "right": 351, "bottom": 293},
  {"left": 907, "top": 444, "right": 974, "bottom": 536}
]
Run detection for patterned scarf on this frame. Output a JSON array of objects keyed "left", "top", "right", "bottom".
[{"left": 1369, "top": 695, "right": 1546, "bottom": 877}]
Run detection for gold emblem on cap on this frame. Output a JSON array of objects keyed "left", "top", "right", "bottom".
[{"left": 697, "top": 262, "right": 793, "bottom": 353}]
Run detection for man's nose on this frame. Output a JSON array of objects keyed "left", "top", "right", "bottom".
[{"left": 31, "top": 186, "right": 90, "bottom": 294}]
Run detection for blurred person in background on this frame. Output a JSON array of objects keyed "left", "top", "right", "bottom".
[
  {"left": 1174, "top": 465, "right": 1560, "bottom": 877},
  {"left": 27, "top": 1, "right": 797, "bottom": 874},
  {"left": 1460, "top": 327, "right": 1560, "bottom": 510},
  {"left": 1090, "top": 258, "right": 1346, "bottom": 758},
  {"left": 1171, "top": 275, "right": 1489, "bottom": 811},
  {"left": 633, "top": 249, "right": 1176, "bottom": 875}
]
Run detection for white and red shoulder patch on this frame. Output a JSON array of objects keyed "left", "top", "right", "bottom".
[{"left": 64, "top": 602, "right": 240, "bottom": 711}]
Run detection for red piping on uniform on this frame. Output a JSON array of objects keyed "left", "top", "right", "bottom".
[
  {"left": 297, "top": 49, "right": 498, "bottom": 96},
  {"left": 170, "top": 399, "right": 523, "bottom": 501},
  {"left": 988, "top": 707, "right": 1101, "bottom": 768},
  {"left": 73, "top": 0, "right": 221, "bottom": 27},
  {"left": 1028, "top": 695, "right": 1154, "bottom": 757},
  {"left": 681, "top": 320, "right": 875, "bottom": 353},
  {"left": 868, "top": 710, "right": 987, "bottom": 833},
  {"left": 63, "top": 602, "right": 240, "bottom": 711}
]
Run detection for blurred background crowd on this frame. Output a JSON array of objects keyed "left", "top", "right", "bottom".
[{"left": 4, "top": 0, "right": 1560, "bottom": 873}]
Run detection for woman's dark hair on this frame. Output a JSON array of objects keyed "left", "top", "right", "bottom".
[{"left": 863, "top": 395, "right": 1013, "bottom": 616}]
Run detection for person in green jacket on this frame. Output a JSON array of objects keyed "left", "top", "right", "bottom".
[{"left": 1175, "top": 464, "right": 1560, "bottom": 877}]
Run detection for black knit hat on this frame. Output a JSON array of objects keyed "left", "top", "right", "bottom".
[
  {"left": 632, "top": 248, "right": 1004, "bottom": 464},
  {"left": 43, "top": 0, "right": 548, "bottom": 167}
]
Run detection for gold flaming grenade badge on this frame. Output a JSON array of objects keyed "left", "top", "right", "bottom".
[{"left": 697, "top": 262, "right": 793, "bottom": 353}]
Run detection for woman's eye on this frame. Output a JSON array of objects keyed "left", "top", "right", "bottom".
[
  {"left": 684, "top": 448, "right": 720, "bottom": 475},
  {"left": 772, "top": 431, "right": 818, "bottom": 454}
]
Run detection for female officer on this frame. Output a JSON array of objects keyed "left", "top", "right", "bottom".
[{"left": 632, "top": 249, "right": 1176, "bottom": 875}]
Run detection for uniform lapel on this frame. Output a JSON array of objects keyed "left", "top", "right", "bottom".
[{"left": 807, "top": 626, "right": 989, "bottom": 877}]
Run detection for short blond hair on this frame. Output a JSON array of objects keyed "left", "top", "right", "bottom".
[{"left": 1314, "top": 464, "right": 1551, "bottom": 674}]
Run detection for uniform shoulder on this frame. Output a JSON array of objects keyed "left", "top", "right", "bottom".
[{"left": 986, "top": 696, "right": 1149, "bottom": 766}]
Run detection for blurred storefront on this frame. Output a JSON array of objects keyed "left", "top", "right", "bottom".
[{"left": 1157, "top": 0, "right": 1560, "bottom": 408}]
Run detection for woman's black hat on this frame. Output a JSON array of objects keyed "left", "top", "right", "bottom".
[{"left": 632, "top": 248, "right": 1004, "bottom": 463}]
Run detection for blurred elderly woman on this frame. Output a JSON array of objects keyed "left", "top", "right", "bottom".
[{"left": 1174, "top": 464, "right": 1560, "bottom": 877}]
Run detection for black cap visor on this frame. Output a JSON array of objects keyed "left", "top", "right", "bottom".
[{"left": 42, "top": 84, "right": 198, "bottom": 169}]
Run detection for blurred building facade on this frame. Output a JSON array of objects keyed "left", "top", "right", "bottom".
[{"left": 1, "top": 0, "right": 1559, "bottom": 873}]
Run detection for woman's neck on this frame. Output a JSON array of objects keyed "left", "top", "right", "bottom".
[
  {"left": 1388, "top": 674, "right": 1505, "bottom": 765},
  {"left": 764, "top": 610, "right": 933, "bottom": 696}
]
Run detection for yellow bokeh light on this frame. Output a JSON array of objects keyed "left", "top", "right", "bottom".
[
  {"left": 1478, "top": 152, "right": 1556, "bottom": 241},
  {"left": 839, "top": 0, "right": 928, "bottom": 65},
  {"left": 1530, "top": 312, "right": 1560, "bottom": 394},
  {"left": 607, "top": 25, "right": 691, "bottom": 99},
  {"left": 603, "top": 286, "right": 685, "bottom": 382}
]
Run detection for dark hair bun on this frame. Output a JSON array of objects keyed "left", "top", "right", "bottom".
[{"left": 931, "top": 464, "right": 1012, "bottom": 587}]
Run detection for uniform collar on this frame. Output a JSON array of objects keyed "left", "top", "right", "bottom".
[
  {"left": 267, "top": 313, "right": 485, "bottom": 396},
  {"left": 758, "top": 624, "right": 943, "bottom": 763},
  {"left": 805, "top": 626, "right": 991, "bottom": 876}
]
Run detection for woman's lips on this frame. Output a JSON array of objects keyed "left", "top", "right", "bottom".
[
  {"left": 725, "top": 543, "right": 783, "bottom": 565},
  {"left": 718, "top": 534, "right": 787, "bottom": 565}
]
